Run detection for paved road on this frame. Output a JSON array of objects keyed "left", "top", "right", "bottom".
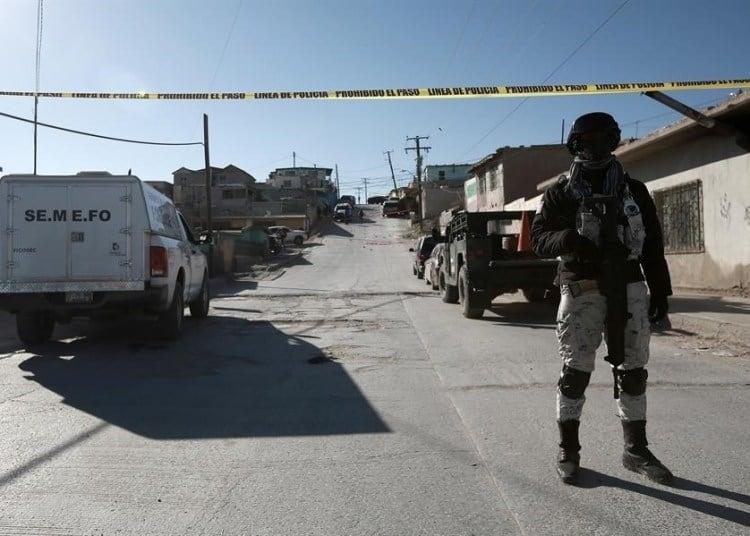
[{"left": 0, "top": 206, "right": 748, "bottom": 535}]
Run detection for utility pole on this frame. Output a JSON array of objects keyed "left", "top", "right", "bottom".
[
  {"left": 384, "top": 149, "right": 398, "bottom": 193},
  {"left": 203, "top": 113, "right": 213, "bottom": 274},
  {"left": 293, "top": 151, "right": 296, "bottom": 168},
  {"left": 560, "top": 119, "right": 565, "bottom": 144},
  {"left": 335, "top": 164, "right": 340, "bottom": 196},
  {"left": 354, "top": 186, "right": 364, "bottom": 204},
  {"left": 362, "top": 177, "right": 368, "bottom": 201},
  {"left": 33, "top": 0, "right": 44, "bottom": 174},
  {"left": 405, "top": 135, "right": 430, "bottom": 222}
]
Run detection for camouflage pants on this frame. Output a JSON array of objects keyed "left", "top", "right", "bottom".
[{"left": 556, "top": 281, "right": 650, "bottom": 422}]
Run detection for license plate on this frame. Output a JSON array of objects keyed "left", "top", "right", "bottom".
[{"left": 65, "top": 291, "right": 93, "bottom": 303}]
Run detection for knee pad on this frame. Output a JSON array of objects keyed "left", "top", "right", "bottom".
[
  {"left": 558, "top": 366, "right": 591, "bottom": 399},
  {"left": 617, "top": 368, "right": 648, "bottom": 396}
]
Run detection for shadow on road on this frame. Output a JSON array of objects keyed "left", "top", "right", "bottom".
[
  {"left": 18, "top": 315, "right": 390, "bottom": 440},
  {"left": 669, "top": 295, "right": 750, "bottom": 315},
  {"left": 576, "top": 468, "right": 750, "bottom": 526},
  {"left": 484, "top": 301, "right": 557, "bottom": 329},
  {"left": 320, "top": 222, "right": 354, "bottom": 238}
]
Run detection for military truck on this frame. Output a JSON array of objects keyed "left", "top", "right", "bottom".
[{"left": 438, "top": 210, "right": 557, "bottom": 318}]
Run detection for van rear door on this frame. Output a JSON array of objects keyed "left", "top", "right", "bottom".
[
  {"left": 7, "top": 178, "right": 133, "bottom": 283},
  {"left": 7, "top": 182, "right": 69, "bottom": 281},
  {"left": 69, "top": 183, "right": 131, "bottom": 280}
]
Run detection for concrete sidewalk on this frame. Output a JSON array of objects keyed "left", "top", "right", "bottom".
[{"left": 669, "top": 291, "right": 750, "bottom": 351}]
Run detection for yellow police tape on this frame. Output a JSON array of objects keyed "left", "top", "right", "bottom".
[{"left": 1, "top": 79, "right": 749, "bottom": 101}]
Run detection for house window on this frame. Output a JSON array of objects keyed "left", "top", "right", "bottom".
[
  {"left": 222, "top": 189, "right": 247, "bottom": 199},
  {"left": 653, "top": 180, "right": 704, "bottom": 254},
  {"left": 488, "top": 169, "right": 497, "bottom": 190},
  {"left": 438, "top": 170, "right": 446, "bottom": 180},
  {"left": 283, "top": 180, "right": 292, "bottom": 188}
]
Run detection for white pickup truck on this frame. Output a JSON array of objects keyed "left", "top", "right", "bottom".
[{"left": 0, "top": 172, "right": 210, "bottom": 344}]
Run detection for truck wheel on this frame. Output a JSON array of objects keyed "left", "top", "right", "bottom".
[
  {"left": 158, "top": 281, "right": 184, "bottom": 340},
  {"left": 16, "top": 312, "right": 54, "bottom": 346},
  {"left": 413, "top": 265, "right": 417, "bottom": 276},
  {"left": 459, "top": 266, "right": 484, "bottom": 319},
  {"left": 417, "top": 266, "right": 424, "bottom": 280},
  {"left": 293, "top": 235, "right": 304, "bottom": 246},
  {"left": 522, "top": 287, "right": 546, "bottom": 303},
  {"left": 189, "top": 273, "right": 210, "bottom": 319},
  {"left": 440, "top": 270, "right": 459, "bottom": 304}
]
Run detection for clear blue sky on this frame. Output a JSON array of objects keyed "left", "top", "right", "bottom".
[{"left": 1, "top": 0, "right": 749, "bottom": 197}]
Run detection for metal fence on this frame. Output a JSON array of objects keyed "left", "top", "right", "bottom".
[{"left": 653, "top": 180, "right": 704, "bottom": 254}]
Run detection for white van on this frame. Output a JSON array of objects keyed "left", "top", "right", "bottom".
[{"left": 0, "top": 172, "right": 210, "bottom": 344}]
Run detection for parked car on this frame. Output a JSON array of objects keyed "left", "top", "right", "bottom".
[
  {"left": 0, "top": 172, "right": 210, "bottom": 343},
  {"left": 333, "top": 203, "right": 353, "bottom": 223},
  {"left": 439, "top": 210, "right": 557, "bottom": 319},
  {"left": 409, "top": 235, "right": 437, "bottom": 279},
  {"left": 268, "top": 233, "right": 283, "bottom": 255},
  {"left": 267, "top": 226, "right": 307, "bottom": 246},
  {"left": 339, "top": 195, "right": 356, "bottom": 207},
  {"left": 367, "top": 195, "right": 387, "bottom": 204},
  {"left": 382, "top": 200, "right": 404, "bottom": 217},
  {"left": 424, "top": 243, "right": 446, "bottom": 290}
]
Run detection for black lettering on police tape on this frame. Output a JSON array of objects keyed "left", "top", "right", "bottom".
[
  {"left": 506, "top": 85, "right": 555, "bottom": 94},
  {"left": 396, "top": 88, "right": 420, "bottom": 96},
  {"left": 292, "top": 91, "right": 329, "bottom": 99},
  {"left": 461, "top": 87, "right": 499, "bottom": 95}
]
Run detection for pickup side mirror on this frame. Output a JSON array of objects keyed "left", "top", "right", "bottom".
[
  {"left": 408, "top": 248, "right": 415, "bottom": 252},
  {"left": 198, "top": 233, "right": 213, "bottom": 245}
]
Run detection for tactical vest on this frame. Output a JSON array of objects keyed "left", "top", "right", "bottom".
[{"left": 567, "top": 183, "right": 646, "bottom": 262}]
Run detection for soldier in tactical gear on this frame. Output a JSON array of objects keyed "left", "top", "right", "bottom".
[{"left": 531, "top": 112, "right": 673, "bottom": 485}]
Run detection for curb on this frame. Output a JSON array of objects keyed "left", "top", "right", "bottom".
[{"left": 668, "top": 312, "right": 750, "bottom": 350}]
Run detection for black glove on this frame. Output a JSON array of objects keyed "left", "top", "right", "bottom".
[
  {"left": 564, "top": 230, "right": 600, "bottom": 260},
  {"left": 648, "top": 295, "right": 669, "bottom": 323}
]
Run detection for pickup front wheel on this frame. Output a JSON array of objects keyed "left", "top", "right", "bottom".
[
  {"left": 459, "top": 266, "right": 485, "bottom": 319},
  {"left": 16, "top": 311, "right": 54, "bottom": 346}
]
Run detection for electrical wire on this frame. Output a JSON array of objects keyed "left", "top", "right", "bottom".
[
  {"left": 439, "top": 0, "right": 478, "bottom": 84},
  {"left": 207, "top": 0, "right": 244, "bottom": 90},
  {"left": 34, "top": 0, "right": 44, "bottom": 98},
  {"left": 458, "top": 0, "right": 632, "bottom": 160},
  {"left": 0, "top": 109, "right": 203, "bottom": 146}
]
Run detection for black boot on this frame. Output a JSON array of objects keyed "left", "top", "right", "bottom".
[
  {"left": 557, "top": 420, "right": 581, "bottom": 484},
  {"left": 622, "top": 420, "right": 673, "bottom": 485}
]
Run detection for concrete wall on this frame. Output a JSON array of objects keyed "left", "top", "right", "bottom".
[
  {"left": 632, "top": 150, "right": 750, "bottom": 290},
  {"left": 421, "top": 185, "right": 464, "bottom": 219},
  {"left": 423, "top": 164, "right": 472, "bottom": 183},
  {"left": 503, "top": 147, "right": 570, "bottom": 203},
  {"left": 464, "top": 178, "right": 477, "bottom": 212},
  {"left": 475, "top": 145, "right": 570, "bottom": 212}
]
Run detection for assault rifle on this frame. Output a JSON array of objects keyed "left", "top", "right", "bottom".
[{"left": 583, "top": 195, "right": 628, "bottom": 399}]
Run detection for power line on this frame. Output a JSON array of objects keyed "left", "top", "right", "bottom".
[
  {"left": 207, "top": 0, "right": 244, "bottom": 90},
  {"left": 458, "top": 0, "right": 632, "bottom": 159},
  {"left": 439, "top": 0, "right": 478, "bottom": 84},
  {"left": 33, "top": 0, "right": 44, "bottom": 173},
  {"left": 0, "top": 109, "right": 203, "bottom": 146}
]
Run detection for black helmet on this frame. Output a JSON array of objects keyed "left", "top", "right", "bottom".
[{"left": 566, "top": 112, "right": 621, "bottom": 158}]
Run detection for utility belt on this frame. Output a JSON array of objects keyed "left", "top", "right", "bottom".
[{"left": 560, "top": 260, "right": 643, "bottom": 297}]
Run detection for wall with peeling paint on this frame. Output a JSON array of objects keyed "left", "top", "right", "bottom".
[{"left": 626, "top": 141, "right": 750, "bottom": 290}]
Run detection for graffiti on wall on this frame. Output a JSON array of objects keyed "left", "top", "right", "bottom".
[{"left": 719, "top": 193, "right": 731, "bottom": 221}]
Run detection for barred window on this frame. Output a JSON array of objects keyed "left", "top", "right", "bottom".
[{"left": 653, "top": 180, "right": 704, "bottom": 254}]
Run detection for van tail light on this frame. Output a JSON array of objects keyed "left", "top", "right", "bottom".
[{"left": 150, "top": 246, "right": 168, "bottom": 277}]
